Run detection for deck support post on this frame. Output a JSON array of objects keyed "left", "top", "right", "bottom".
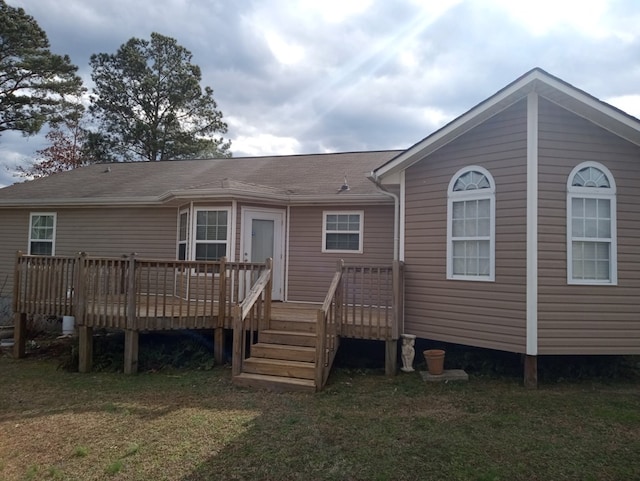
[
  {"left": 214, "top": 328, "right": 225, "bottom": 365},
  {"left": 385, "top": 339, "right": 397, "bottom": 376},
  {"left": 13, "top": 312, "right": 27, "bottom": 358},
  {"left": 124, "top": 329, "right": 139, "bottom": 374},
  {"left": 524, "top": 355, "right": 537, "bottom": 389},
  {"left": 78, "top": 326, "right": 93, "bottom": 373},
  {"left": 231, "top": 305, "right": 242, "bottom": 377}
]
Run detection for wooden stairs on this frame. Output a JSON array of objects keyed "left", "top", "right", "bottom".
[{"left": 233, "top": 317, "right": 320, "bottom": 393}]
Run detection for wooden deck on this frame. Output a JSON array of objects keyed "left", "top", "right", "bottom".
[
  {"left": 78, "top": 298, "right": 392, "bottom": 339},
  {"left": 12, "top": 253, "right": 403, "bottom": 388}
]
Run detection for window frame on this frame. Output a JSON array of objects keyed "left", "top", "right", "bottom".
[
  {"left": 322, "top": 210, "right": 364, "bottom": 254},
  {"left": 190, "top": 206, "right": 232, "bottom": 262},
  {"left": 566, "top": 161, "right": 617, "bottom": 285},
  {"left": 177, "top": 209, "right": 190, "bottom": 261},
  {"left": 28, "top": 212, "right": 57, "bottom": 256},
  {"left": 446, "top": 166, "right": 496, "bottom": 282}
]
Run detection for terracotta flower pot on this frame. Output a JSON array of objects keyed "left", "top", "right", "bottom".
[{"left": 424, "top": 349, "right": 445, "bottom": 375}]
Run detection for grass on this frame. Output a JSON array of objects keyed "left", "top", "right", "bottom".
[{"left": 0, "top": 353, "right": 639, "bottom": 480}]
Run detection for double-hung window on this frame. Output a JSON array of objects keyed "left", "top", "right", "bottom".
[
  {"left": 323, "top": 211, "right": 363, "bottom": 253},
  {"left": 194, "top": 209, "right": 229, "bottom": 261},
  {"left": 447, "top": 167, "right": 495, "bottom": 281},
  {"left": 29, "top": 213, "right": 56, "bottom": 255},
  {"left": 567, "top": 162, "right": 617, "bottom": 284}
]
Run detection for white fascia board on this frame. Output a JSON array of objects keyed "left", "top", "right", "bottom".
[
  {"left": 536, "top": 74, "right": 640, "bottom": 146},
  {"left": 373, "top": 72, "right": 541, "bottom": 180},
  {"left": 374, "top": 68, "right": 640, "bottom": 182}
]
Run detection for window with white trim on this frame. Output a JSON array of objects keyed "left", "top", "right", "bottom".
[
  {"left": 29, "top": 213, "right": 56, "bottom": 255},
  {"left": 567, "top": 162, "right": 617, "bottom": 284},
  {"left": 193, "top": 208, "right": 229, "bottom": 261},
  {"left": 322, "top": 211, "right": 363, "bottom": 253},
  {"left": 177, "top": 209, "right": 189, "bottom": 260},
  {"left": 447, "top": 167, "right": 495, "bottom": 281}
]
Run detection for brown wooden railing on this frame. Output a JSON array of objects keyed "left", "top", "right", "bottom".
[
  {"left": 14, "top": 252, "right": 270, "bottom": 331},
  {"left": 231, "top": 259, "right": 272, "bottom": 377},
  {"left": 13, "top": 252, "right": 76, "bottom": 316},
  {"left": 315, "top": 260, "right": 343, "bottom": 390},
  {"left": 340, "top": 261, "right": 403, "bottom": 341}
]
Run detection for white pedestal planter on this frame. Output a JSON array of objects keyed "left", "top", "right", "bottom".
[{"left": 400, "top": 334, "right": 416, "bottom": 372}]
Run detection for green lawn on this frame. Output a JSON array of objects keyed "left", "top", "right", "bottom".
[{"left": 1, "top": 354, "right": 639, "bottom": 480}]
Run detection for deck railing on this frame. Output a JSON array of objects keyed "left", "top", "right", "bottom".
[
  {"left": 231, "top": 259, "right": 273, "bottom": 377},
  {"left": 340, "top": 261, "right": 403, "bottom": 341},
  {"left": 13, "top": 252, "right": 270, "bottom": 331},
  {"left": 13, "top": 253, "right": 76, "bottom": 316},
  {"left": 315, "top": 261, "right": 343, "bottom": 390}
]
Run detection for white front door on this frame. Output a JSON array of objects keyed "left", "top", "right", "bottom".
[{"left": 241, "top": 208, "right": 285, "bottom": 300}]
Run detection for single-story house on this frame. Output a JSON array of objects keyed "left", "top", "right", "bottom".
[{"left": 1, "top": 68, "right": 638, "bottom": 390}]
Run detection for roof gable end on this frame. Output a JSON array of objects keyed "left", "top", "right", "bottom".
[{"left": 372, "top": 68, "right": 640, "bottom": 180}]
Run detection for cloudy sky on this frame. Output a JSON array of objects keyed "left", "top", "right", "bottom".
[{"left": 1, "top": 0, "right": 640, "bottom": 187}]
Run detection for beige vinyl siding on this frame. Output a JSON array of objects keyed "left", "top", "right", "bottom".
[
  {"left": 0, "top": 207, "right": 178, "bottom": 305},
  {"left": 403, "top": 100, "right": 528, "bottom": 353},
  {"left": 0, "top": 209, "right": 31, "bottom": 297},
  {"left": 537, "top": 98, "right": 640, "bottom": 354},
  {"left": 287, "top": 205, "right": 394, "bottom": 303},
  {"left": 55, "top": 207, "right": 178, "bottom": 258}
]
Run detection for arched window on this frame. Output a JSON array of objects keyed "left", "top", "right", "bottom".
[
  {"left": 567, "top": 162, "right": 617, "bottom": 284},
  {"left": 447, "top": 166, "right": 495, "bottom": 281}
]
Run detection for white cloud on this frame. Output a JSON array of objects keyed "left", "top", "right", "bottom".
[
  {"left": 263, "top": 30, "right": 305, "bottom": 65},
  {"left": 1, "top": 0, "right": 640, "bottom": 181},
  {"left": 485, "top": 0, "right": 613, "bottom": 37},
  {"left": 302, "top": 0, "right": 373, "bottom": 23},
  {"left": 232, "top": 133, "right": 302, "bottom": 157},
  {"left": 606, "top": 94, "right": 640, "bottom": 119}
]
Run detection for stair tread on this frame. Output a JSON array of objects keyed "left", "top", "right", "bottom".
[
  {"left": 233, "top": 372, "right": 316, "bottom": 392},
  {"left": 263, "top": 329, "right": 316, "bottom": 336},
  {"left": 245, "top": 357, "right": 314, "bottom": 368},
  {"left": 253, "top": 342, "right": 315, "bottom": 352}
]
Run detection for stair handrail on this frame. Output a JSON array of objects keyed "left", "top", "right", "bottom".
[
  {"left": 232, "top": 258, "right": 272, "bottom": 376},
  {"left": 315, "top": 260, "right": 344, "bottom": 390}
]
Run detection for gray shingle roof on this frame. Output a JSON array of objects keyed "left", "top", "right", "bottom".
[{"left": 0, "top": 151, "right": 401, "bottom": 206}]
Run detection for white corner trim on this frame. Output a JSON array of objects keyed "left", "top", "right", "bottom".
[
  {"left": 399, "top": 170, "right": 406, "bottom": 262},
  {"left": 526, "top": 92, "right": 539, "bottom": 356},
  {"left": 285, "top": 205, "right": 291, "bottom": 301}
]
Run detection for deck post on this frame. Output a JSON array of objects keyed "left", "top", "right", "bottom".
[
  {"left": 78, "top": 325, "right": 93, "bottom": 373},
  {"left": 73, "top": 252, "right": 87, "bottom": 326},
  {"left": 315, "top": 309, "right": 327, "bottom": 390},
  {"left": 524, "top": 355, "right": 538, "bottom": 389},
  {"left": 126, "top": 254, "right": 137, "bottom": 330},
  {"left": 214, "top": 328, "right": 225, "bottom": 366},
  {"left": 392, "top": 261, "right": 404, "bottom": 339},
  {"left": 124, "top": 329, "right": 139, "bottom": 374},
  {"left": 13, "top": 312, "right": 27, "bottom": 358},
  {"left": 385, "top": 340, "right": 398, "bottom": 376},
  {"left": 231, "top": 305, "right": 242, "bottom": 376},
  {"left": 12, "top": 251, "right": 22, "bottom": 316},
  {"left": 214, "top": 257, "right": 227, "bottom": 365},
  {"left": 335, "top": 260, "right": 344, "bottom": 334},
  {"left": 263, "top": 258, "right": 273, "bottom": 331}
]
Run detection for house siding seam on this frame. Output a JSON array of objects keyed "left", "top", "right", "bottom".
[
  {"left": 403, "top": 100, "right": 528, "bottom": 353},
  {"left": 537, "top": 97, "right": 640, "bottom": 354}
]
